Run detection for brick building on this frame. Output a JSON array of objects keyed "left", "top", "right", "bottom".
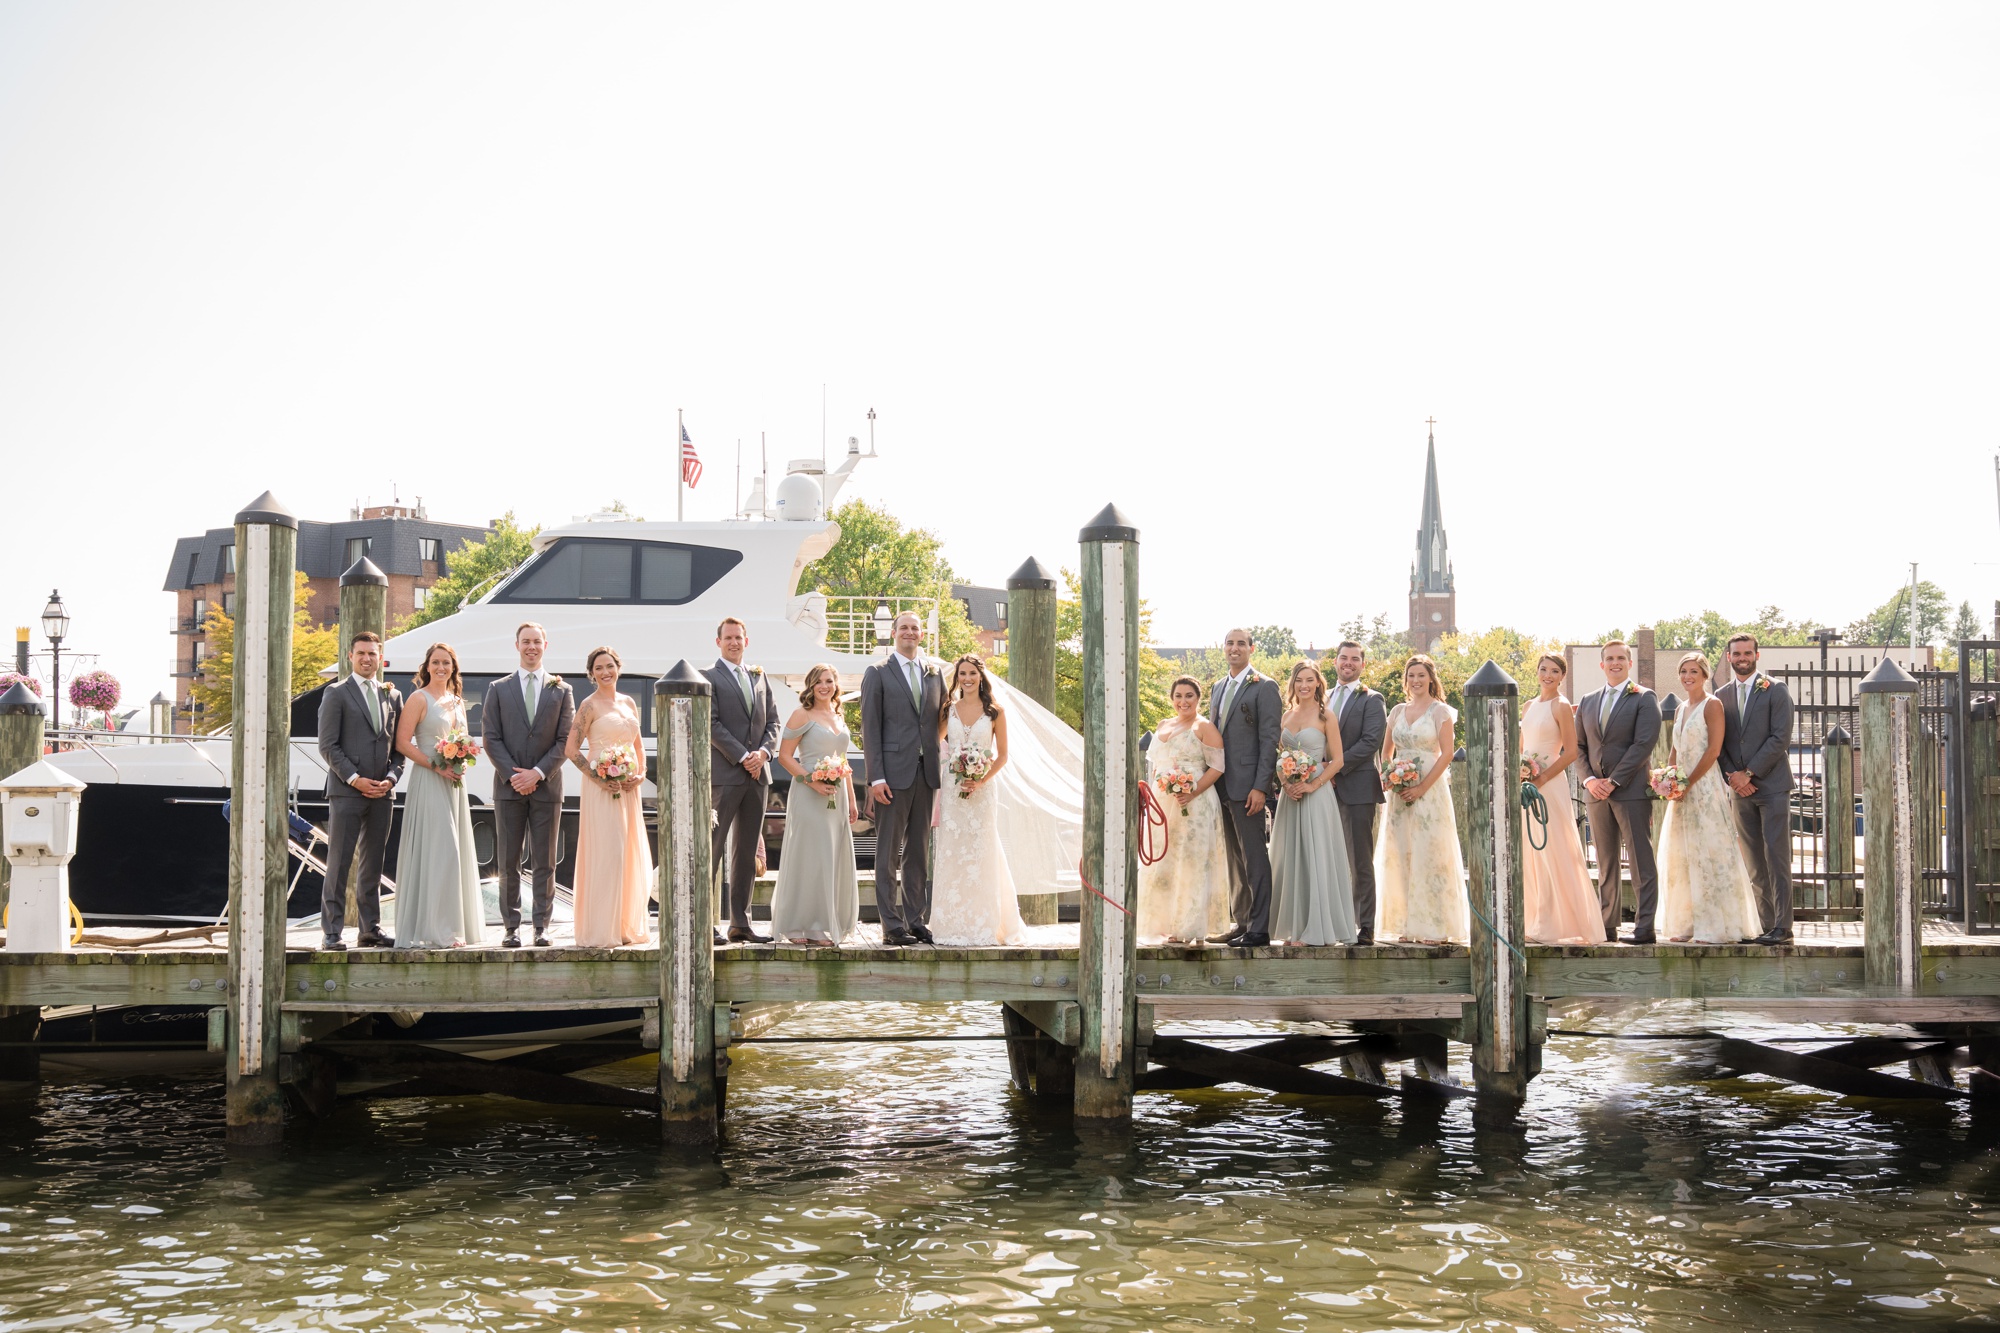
[{"left": 162, "top": 503, "right": 492, "bottom": 731}]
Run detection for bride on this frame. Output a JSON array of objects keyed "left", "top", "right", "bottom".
[
  {"left": 1657, "top": 652, "right": 1764, "bottom": 943},
  {"left": 1375, "top": 655, "right": 1469, "bottom": 945},
  {"left": 928, "top": 654, "right": 1028, "bottom": 946}
]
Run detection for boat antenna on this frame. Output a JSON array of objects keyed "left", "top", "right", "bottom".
[
  {"left": 735, "top": 438, "right": 742, "bottom": 520},
  {"left": 820, "top": 382, "right": 828, "bottom": 518},
  {"left": 761, "top": 431, "right": 768, "bottom": 520}
]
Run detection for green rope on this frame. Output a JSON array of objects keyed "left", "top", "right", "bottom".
[
  {"left": 1465, "top": 887, "right": 1531, "bottom": 965},
  {"left": 1520, "top": 778, "right": 1549, "bottom": 851}
]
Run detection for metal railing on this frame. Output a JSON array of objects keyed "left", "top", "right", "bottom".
[{"left": 819, "top": 595, "right": 941, "bottom": 659}]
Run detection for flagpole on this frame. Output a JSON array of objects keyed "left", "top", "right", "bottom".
[{"left": 677, "top": 407, "right": 685, "bottom": 522}]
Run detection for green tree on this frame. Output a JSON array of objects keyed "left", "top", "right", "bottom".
[
  {"left": 799, "top": 499, "right": 981, "bottom": 660},
  {"left": 1953, "top": 600, "right": 1983, "bottom": 644},
  {"left": 1846, "top": 580, "right": 1953, "bottom": 646},
  {"left": 398, "top": 514, "right": 540, "bottom": 633},
  {"left": 1244, "top": 625, "right": 1297, "bottom": 658},
  {"left": 1335, "top": 612, "right": 1405, "bottom": 651},
  {"left": 190, "top": 572, "right": 340, "bottom": 733}
]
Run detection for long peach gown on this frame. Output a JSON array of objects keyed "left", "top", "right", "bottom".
[
  {"left": 573, "top": 705, "right": 653, "bottom": 947},
  {"left": 1521, "top": 697, "right": 1602, "bottom": 944}
]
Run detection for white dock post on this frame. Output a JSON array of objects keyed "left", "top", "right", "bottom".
[
  {"left": 1861, "top": 659, "right": 1922, "bottom": 994},
  {"left": 225, "top": 491, "right": 297, "bottom": 1148},
  {"left": 655, "top": 660, "right": 718, "bottom": 1145}
]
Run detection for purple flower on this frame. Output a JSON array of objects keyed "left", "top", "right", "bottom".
[
  {"left": 0, "top": 671, "right": 41, "bottom": 698},
  {"left": 68, "top": 670, "right": 121, "bottom": 712}
]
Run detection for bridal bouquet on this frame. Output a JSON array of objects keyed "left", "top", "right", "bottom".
[
  {"left": 1520, "top": 752, "right": 1548, "bottom": 784},
  {"left": 593, "top": 742, "right": 641, "bottom": 799},
  {"left": 948, "top": 748, "right": 991, "bottom": 798},
  {"left": 1155, "top": 768, "right": 1198, "bottom": 815},
  {"left": 808, "top": 754, "right": 851, "bottom": 810},
  {"left": 1381, "top": 754, "right": 1424, "bottom": 796},
  {"left": 434, "top": 726, "right": 480, "bottom": 777},
  {"left": 1275, "top": 746, "right": 1320, "bottom": 790},
  {"left": 1648, "top": 765, "right": 1690, "bottom": 801}
]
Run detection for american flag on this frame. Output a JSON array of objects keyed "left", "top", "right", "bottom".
[{"left": 680, "top": 421, "right": 702, "bottom": 489}]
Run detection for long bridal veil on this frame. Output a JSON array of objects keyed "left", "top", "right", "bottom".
[{"left": 980, "top": 672, "right": 1084, "bottom": 898}]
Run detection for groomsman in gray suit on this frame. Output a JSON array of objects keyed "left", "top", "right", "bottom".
[
  {"left": 317, "top": 632, "right": 404, "bottom": 950},
  {"left": 1575, "top": 640, "right": 1663, "bottom": 944},
  {"left": 862, "top": 612, "right": 943, "bottom": 946},
  {"left": 482, "top": 622, "right": 574, "bottom": 948},
  {"left": 1208, "top": 628, "right": 1282, "bottom": 947},
  {"left": 706, "top": 616, "right": 780, "bottom": 945},
  {"left": 1719, "top": 633, "right": 1797, "bottom": 945},
  {"left": 1327, "top": 641, "right": 1388, "bottom": 946}
]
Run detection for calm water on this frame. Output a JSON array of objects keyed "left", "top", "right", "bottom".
[{"left": 2, "top": 1003, "right": 1998, "bottom": 1331}]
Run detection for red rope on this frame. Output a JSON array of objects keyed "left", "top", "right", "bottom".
[{"left": 1074, "top": 780, "right": 1167, "bottom": 917}]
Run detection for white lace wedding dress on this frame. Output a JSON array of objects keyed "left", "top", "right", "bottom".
[
  {"left": 929, "top": 710, "right": 1028, "bottom": 946},
  {"left": 1137, "top": 724, "right": 1231, "bottom": 942},
  {"left": 1657, "top": 695, "right": 1763, "bottom": 943}
]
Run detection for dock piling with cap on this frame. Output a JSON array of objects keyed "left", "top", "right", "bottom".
[
  {"left": 1463, "top": 660, "right": 1533, "bottom": 1102},
  {"left": 1862, "top": 658, "right": 1922, "bottom": 993},
  {"left": 1005, "top": 557, "right": 1061, "bottom": 926},
  {"left": 0, "top": 681, "right": 48, "bottom": 1081},
  {"left": 656, "top": 660, "right": 719, "bottom": 1145}
]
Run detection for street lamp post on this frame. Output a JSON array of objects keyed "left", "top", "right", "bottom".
[{"left": 40, "top": 591, "right": 68, "bottom": 731}]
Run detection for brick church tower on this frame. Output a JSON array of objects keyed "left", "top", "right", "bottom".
[{"left": 1407, "top": 424, "right": 1457, "bottom": 651}]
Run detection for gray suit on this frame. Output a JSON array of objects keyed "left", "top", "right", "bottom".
[
  {"left": 706, "top": 659, "right": 781, "bottom": 932},
  {"left": 1330, "top": 682, "right": 1387, "bottom": 940},
  {"left": 860, "top": 653, "right": 943, "bottom": 937},
  {"left": 1575, "top": 682, "right": 1662, "bottom": 941},
  {"left": 1720, "top": 673, "right": 1796, "bottom": 937},
  {"left": 317, "top": 673, "right": 405, "bottom": 942},
  {"left": 1210, "top": 670, "right": 1282, "bottom": 936},
  {"left": 482, "top": 670, "right": 575, "bottom": 936}
]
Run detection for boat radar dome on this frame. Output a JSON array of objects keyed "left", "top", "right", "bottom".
[{"left": 773, "top": 472, "right": 824, "bottom": 522}]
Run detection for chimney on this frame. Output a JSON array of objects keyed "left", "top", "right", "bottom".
[{"left": 1633, "top": 626, "right": 1657, "bottom": 690}]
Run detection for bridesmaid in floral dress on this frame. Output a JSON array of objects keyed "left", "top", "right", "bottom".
[
  {"left": 1374, "top": 656, "right": 1469, "bottom": 945},
  {"left": 565, "top": 647, "right": 652, "bottom": 947},
  {"left": 1520, "top": 654, "right": 1603, "bottom": 943},
  {"left": 1138, "top": 676, "right": 1232, "bottom": 943}
]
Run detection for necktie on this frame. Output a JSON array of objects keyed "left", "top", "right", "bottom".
[
  {"left": 737, "top": 667, "right": 754, "bottom": 712},
  {"left": 1600, "top": 685, "right": 1617, "bottom": 728},
  {"left": 523, "top": 671, "right": 540, "bottom": 722},
  {"left": 363, "top": 679, "right": 380, "bottom": 733},
  {"left": 1221, "top": 676, "right": 1241, "bottom": 725},
  {"left": 907, "top": 659, "right": 922, "bottom": 708},
  {"left": 1333, "top": 684, "right": 1349, "bottom": 718},
  {"left": 1738, "top": 678, "right": 1751, "bottom": 723}
]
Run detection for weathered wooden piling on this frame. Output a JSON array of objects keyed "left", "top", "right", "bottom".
[
  {"left": 1823, "top": 725, "right": 1856, "bottom": 892},
  {"left": 336, "top": 558, "right": 388, "bottom": 679},
  {"left": 0, "top": 682, "right": 46, "bottom": 1081},
  {"left": 1463, "top": 660, "right": 1532, "bottom": 1101},
  {"left": 1075, "top": 506, "right": 1139, "bottom": 1122},
  {"left": 225, "top": 492, "right": 297, "bottom": 1147},
  {"left": 1650, "top": 692, "right": 1678, "bottom": 848},
  {"left": 1007, "top": 557, "right": 1061, "bottom": 926},
  {"left": 1861, "top": 659, "right": 1921, "bottom": 993},
  {"left": 655, "top": 660, "right": 718, "bottom": 1144}
]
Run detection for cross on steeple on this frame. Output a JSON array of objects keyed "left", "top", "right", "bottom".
[{"left": 1426, "top": 416, "right": 1437, "bottom": 432}]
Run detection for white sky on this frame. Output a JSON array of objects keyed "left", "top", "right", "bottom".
[{"left": 2, "top": 4, "right": 1996, "bottom": 702}]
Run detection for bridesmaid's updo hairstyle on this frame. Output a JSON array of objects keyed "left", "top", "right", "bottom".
[
  {"left": 801, "top": 663, "right": 839, "bottom": 707},
  {"left": 1537, "top": 653, "right": 1567, "bottom": 678},
  {"left": 1403, "top": 654, "right": 1444, "bottom": 704},
  {"left": 1287, "top": 660, "right": 1329, "bottom": 720},
  {"left": 413, "top": 642, "right": 463, "bottom": 696},
  {"left": 1678, "top": 651, "right": 1711, "bottom": 678},
  {"left": 1169, "top": 674, "right": 1202, "bottom": 703},
  {"left": 585, "top": 646, "right": 621, "bottom": 676},
  {"left": 944, "top": 653, "right": 999, "bottom": 723}
]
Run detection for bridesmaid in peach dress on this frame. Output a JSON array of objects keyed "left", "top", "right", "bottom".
[
  {"left": 565, "top": 646, "right": 652, "bottom": 947},
  {"left": 1520, "top": 653, "right": 1602, "bottom": 944}
]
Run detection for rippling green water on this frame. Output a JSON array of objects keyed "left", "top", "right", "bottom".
[{"left": 2, "top": 1003, "right": 1998, "bottom": 1330}]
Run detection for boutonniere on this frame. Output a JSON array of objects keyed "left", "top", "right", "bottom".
[
  {"left": 1620, "top": 680, "right": 1637, "bottom": 697},
  {"left": 748, "top": 665, "right": 764, "bottom": 677},
  {"left": 1754, "top": 676, "right": 1770, "bottom": 693},
  {"left": 545, "top": 674, "right": 563, "bottom": 688}
]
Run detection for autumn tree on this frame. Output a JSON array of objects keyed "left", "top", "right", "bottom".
[
  {"left": 190, "top": 572, "right": 340, "bottom": 733},
  {"left": 399, "top": 513, "right": 540, "bottom": 632}
]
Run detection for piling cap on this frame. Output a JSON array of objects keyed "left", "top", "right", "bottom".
[
  {"left": 234, "top": 491, "right": 297, "bottom": 529},
  {"left": 339, "top": 557, "right": 388, "bottom": 587},
  {"left": 1824, "top": 724, "right": 1852, "bottom": 746},
  {"left": 0, "top": 757, "right": 85, "bottom": 792},
  {"left": 1857, "top": 657, "right": 1917, "bottom": 694},
  {"left": 654, "top": 659, "right": 713, "bottom": 696},
  {"left": 1659, "top": 692, "right": 1678, "bottom": 718},
  {"left": 0, "top": 682, "right": 45, "bottom": 717},
  {"left": 1463, "top": 659, "right": 1517, "bottom": 697},
  {"left": 1006, "top": 557, "right": 1058, "bottom": 591},
  {"left": 1078, "top": 503, "right": 1138, "bottom": 544},
  {"left": 1453, "top": 746, "right": 1467, "bottom": 762}
]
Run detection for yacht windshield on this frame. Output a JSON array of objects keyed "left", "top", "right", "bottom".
[{"left": 495, "top": 538, "right": 740, "bottom": 605}]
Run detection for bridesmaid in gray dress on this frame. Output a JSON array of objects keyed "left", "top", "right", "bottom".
[
  {"left": 390, "top": 644, "right": 487, "bottom": 948},
  {"left": 771, "top": 663, "right": 860, "bottom": 945},
  {"left": 1269, "top": 661, "right": 1359, "bottom": 945}
]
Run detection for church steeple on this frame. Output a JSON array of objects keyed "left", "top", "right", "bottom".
[{"left": 1407, "top": 420, "right": 1457, "bottom": 650}]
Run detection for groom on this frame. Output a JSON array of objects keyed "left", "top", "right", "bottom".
[
  {"left": 706, "top": 616, "right": 780, "bottom": 945},
  {"left": 1208, "top": 628, "right": 1282, "bottom": 948},
  {"left": 1719, "top": 633, "right": 1796, "bottom": 945},
  {"left": 1575, "top": 640, "right": 1662, "bottom": 944},
  {"left": 862, "top": 612, "right": 943, "bottom": 946},
  {"left": 1328, "top": 641, "right": 1388, "bottom": 946},
  {"left": 316, "top": 631, "right": 403, "bottom": 950},
  {"left": 482, "top": 622, "right": 574, "bottom": 949}
]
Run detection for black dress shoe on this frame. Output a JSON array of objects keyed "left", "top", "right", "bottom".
[
  {"left": 502, "top": 933, "right": 522, "bottom": 948},
  {"left": 713, "top": 930, "right": 728, "bottom": 945},
  {"left": 910, "top": 925, "right": 935, "bottom": 945},
  {"left": 319, "top": 937, "right": 346, "bottom": 952},
  {"left": 1354, "top": 933, "right": 1374, "bottom": 947},
  {"left": 884, "top": 930, "right": 916, "bottom": 946},
  {"left": 533, "top": 933, "right": 552, "bottom": 948},
  {"left": 1629, "top": 933, "right": 1656, "bottom": 946},
  {"left": 1754, "top": 931, "right": 1795, "bottom": 946},
  {"left": 1207, "top": 929, "right": 1246, "bottom": 945},
  {"left": 1238, "top": 932, "right": 1271, "bottom": 948},
  {"left": 356, "top": 932, "right": 395, "bottom": 948},
  {"left": 728, "top": 927, "right": 772, "bottom": 944}
]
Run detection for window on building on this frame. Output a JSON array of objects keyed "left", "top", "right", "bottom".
[
  {"left": 191, "top": 599, "right": 206, "bottom": 629},
  {"left": 193, "top": 641, "right": 206, "bottom": 663},
  {"left": 221, "top": 544, "right": 235, "bottom": 576},
  {"left": 413, "top": 587, "right": 429, "bottom": 610},
  {"left": 345, "top": 536, "right": 372, "bottom": 566},
  {"left": 495, "top": 538, "right": 741, "bottom": 606},
  {"left": 995, "top": 638, "right": 1008, "bottom": 654},
  {"left": 419, "top": 538, "right": 441, "bottom": 563},
  {"left": 995, "top": 601, "right": 1007, "bottom": 627},
  {"left": 223, "top": 591, "right": 236, "bottom": 616},
  {"left": 185, "top": 552, "right": 200, "bottom": 586}
]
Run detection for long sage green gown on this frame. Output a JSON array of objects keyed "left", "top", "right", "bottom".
[
  {"left": 772, "top": 721, "right": 860, "bottom": 944},
  {"left": 1269, "top": 726, "right": 1358, "bottom": 945},
  {"left": 392, "top": 693, "right": 486, "bottom": 948}
]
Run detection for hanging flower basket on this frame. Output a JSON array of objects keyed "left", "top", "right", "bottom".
[
  {"left": 0, "top": 671, "right": 42, "bottom": 698},
  {"left": 68, "top": 670, "right": 121, "bottom": 714}
]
